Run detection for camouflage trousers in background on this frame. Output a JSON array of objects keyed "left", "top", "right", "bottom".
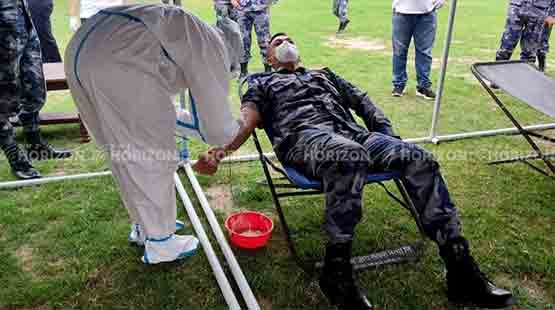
[
  {"left": 0, "top": 4, "right": 46, "bottom": 147},
  {"left": 333, "top": 0, "right": 349, "bottom": 23},
  {"left": 284, "top": 129, "right": 461, "bottom": 245},
  {"left": 538, "top": 25, "right": 552, "bottom": 56},
  {"left": 237, "top": 9, "right": 270, "bottom": 65},
  {"left": 496, "top": 4, "right": 547, "bottom": 62}
]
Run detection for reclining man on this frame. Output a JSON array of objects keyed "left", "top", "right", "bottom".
[{"left": 193, "top": 33, "right": 515, "bottom": 310}]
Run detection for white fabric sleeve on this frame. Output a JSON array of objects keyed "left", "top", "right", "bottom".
[{"left": 163, "top": 10, "right": 240, "bottom": 147}]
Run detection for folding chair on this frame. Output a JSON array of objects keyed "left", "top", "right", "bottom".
[
  {"left": 471, "top": 60, "right": 555, "bottom": 176},
  {"left": 238, "top": 78, "right": 427, "bottom": 273}
]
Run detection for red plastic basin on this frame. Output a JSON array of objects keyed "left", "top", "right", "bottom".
[{"left": 225, "top": 211, "right": 274, "bottom": 249}]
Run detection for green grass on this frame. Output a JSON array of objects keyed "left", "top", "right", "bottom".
[{"left": 1, "top": 0, "right": 554, "bottom": 309}]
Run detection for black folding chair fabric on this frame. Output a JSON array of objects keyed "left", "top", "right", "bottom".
[{"left": 471, "top": 61, "right": 555, "bottom": 176}]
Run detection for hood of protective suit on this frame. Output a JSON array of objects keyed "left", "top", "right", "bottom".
[{"left": 215, "top": 17, "right": 244, "bottom": 78}]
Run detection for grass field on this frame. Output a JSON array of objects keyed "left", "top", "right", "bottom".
[{"left": 0, "top": 0, "right": 554, "bottom": 309}]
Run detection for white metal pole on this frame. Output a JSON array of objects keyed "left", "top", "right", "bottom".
[
  {"left": 183, "top": 163, "right": 261, "bottom": 310},
  {"left": 0, "top": 171, "right": 112, "bottom": 190},
  {"left": 174, "top": 173, "right": 241, "bottom": 310},
  {"left": 430, "top": 0, "right": 458, "bottom": 142},
  {"left": 433, "top": 123, "right": 555, "bottom": 142},
  {"left": 2, "top": 123, "right": 554, "bottom": 190}
]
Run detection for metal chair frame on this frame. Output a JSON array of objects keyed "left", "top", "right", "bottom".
[{"left": 471, "top": 60, "right": 555, "bottom": 177}]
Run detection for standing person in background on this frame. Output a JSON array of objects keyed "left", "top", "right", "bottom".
[
  {"left": 69, "top": 0, "right": 127, "bottom": 32},
  {"left": 391, "top": 0, "right": 445, "bottom": 100},
  {"left": 27, "top": 0, "right": 62, "bottom": 63},
  {"left": 232, "top": 0, "right": 278, "bottom": 79},
  {"left": 495, "top": 0, "right": 555, "bottom": 71},
  {"left": 333, "top": 0, "right": 350, "bottom": 34},
  {"left": 0, "top": 0, "right": 72, "bottom": 180}
]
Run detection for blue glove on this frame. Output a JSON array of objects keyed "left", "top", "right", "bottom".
[{"left": 177, "top": 136, "right": 190, "bottom": 161}]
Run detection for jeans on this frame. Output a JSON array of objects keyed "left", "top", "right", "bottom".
[{"left": 392, "top": 11, "right": 437, "bottom": 89}]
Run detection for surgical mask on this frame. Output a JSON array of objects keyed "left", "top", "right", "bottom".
[{"left": 275, "top": 41, "right": 299, "bottom": 63}]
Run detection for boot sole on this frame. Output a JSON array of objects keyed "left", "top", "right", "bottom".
[
  {"left": 448, "top": 295, "right": 516, "bottom": 309},
  {"left": 416, "top": 91, "right": 435, "bottom": 100}
]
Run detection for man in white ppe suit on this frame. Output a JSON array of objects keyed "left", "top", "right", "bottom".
[{"left": 65, "top": 4, "right": 242, "bottom": 264}]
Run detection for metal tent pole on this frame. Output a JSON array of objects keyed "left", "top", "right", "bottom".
[
  {"left": 174, "top": 173, "right": 241, "bottom": 310},
  {"left": 430, "top": 0, "right": 459, "bottom": 143}
]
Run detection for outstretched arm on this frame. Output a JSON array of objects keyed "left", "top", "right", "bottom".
[
  {"left": 326, "top": 69, "right": 398, "bottom": 138},
  {"left": 192, "top": 105, "right": 262, "bottom": 175}
]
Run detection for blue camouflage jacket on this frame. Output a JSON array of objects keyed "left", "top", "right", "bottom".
[
  {"left": 238, "top": 0, "right": 278, "bottom": 12},
  {"left": 0, "top": 0, "right": 33, "bottom": 33}
]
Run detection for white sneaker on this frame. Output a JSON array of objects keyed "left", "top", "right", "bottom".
[
  {"left": 142, "top": 234, "right": 199, "bottom": 265},
  {"left": 128, "top": 220, "right": 185, "bottom": 246}
]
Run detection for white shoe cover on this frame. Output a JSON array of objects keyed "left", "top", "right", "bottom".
[
  {"left": 128, "top": 220, "right": 185, "bottom": 246},
  {"left": 142, "top": 234, "right": 199, "bottom": 265}
]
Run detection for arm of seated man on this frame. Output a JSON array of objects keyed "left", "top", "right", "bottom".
[
  {"left": 193, "top": 104, "right": 262, "bottom": 175},
  {"left": 325, "top": 68, "right": 400, "bottom": 139}
]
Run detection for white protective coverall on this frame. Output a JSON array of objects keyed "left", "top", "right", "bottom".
[{"left": 65, "top": 4, "right": 241, "bottom": 240}]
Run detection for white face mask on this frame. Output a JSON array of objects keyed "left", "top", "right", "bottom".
[{"left": 275, "top": 41, "right": 300, "bottom": 64}]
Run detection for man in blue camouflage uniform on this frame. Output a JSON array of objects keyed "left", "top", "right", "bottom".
[
  {"left": 232, "top": 0, "right": 278, "bottom": 78},
  {"left": 194, "top": 33, "right": 515, "bottom": 310},
  {"left": 0, "top": 0, "right": 71, "bottom": 180},
  {"left": 333, "top": 0, "right": 350, "bottom": 34},
  {"left": 496, "top": 0, "right": 555, "bottom": 64}
]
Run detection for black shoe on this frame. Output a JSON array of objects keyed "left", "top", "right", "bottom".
[
  {"left": 319, "top": 242, "right": 373, "bottom": 310},
  {"left": 27, "top": 142, "right": 72, "bottom": 161},
  {"left": 416, "top": 87, "right": 436, "bottom": 100},
  {"left": 538, "top": 54, "right": 546, "bottom": 72},
  {"left": 490, "top": 83, "right": 500, "bottom": 89},
  {"left": 239, "top": 62, "right": 249, "bottom": 80},
  {"left": 440, "top": 237, "right": 516, "bottom": 309},
  {"left": 337, "top": 19, "right": 350, "bottom": 34},
  {"left": 392, "top": 85, "right": 405, "bottom": 97},
  {"left": 2, "top": 143, "right": 41, "bottom": 180}
]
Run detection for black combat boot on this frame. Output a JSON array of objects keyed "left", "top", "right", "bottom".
[
  {"left": 337, "top": 19, "right": 350, "bottom": 34},
  {"left": 538, "top": 54, "right": 546, "bottom": 72},
  {"left": 440, "top": 237, "right": 516, "bottom": 309},
  {"left": 319, "top": 242, "right": 373, "bottom": 310},
  {"left": 1, "top": 142, "right": 41, "bottom": 180},
  {"left": 25, "top": 130, "right": 72, "bottom": 161},
  {"left": 264, "top": 64, "right": 272, "bottom": 72},
  {"left": 239, "top": 62, "right": 249, "bottom": 80}
]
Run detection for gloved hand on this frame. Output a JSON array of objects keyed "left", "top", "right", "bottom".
[
  {"left": 177, "top": 136, "right": 190, "bottom": 161},
  {"left": 70, "top": 16, "right": 81, "bottom": 32}
]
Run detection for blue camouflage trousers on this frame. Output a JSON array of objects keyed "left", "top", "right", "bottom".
[
  {"left": 284, "top": 129, "right": 461, "bottom": 245},
  {"left": 496, "top": 4, "right": 547, "bottom": 61},
  {"left": 0, "top": 3, "right": 45, "bottom": 146},
  {"left": 237, "top": 9, "right": 271, "bottom": 65},
  {"left": 333, "top": 0, "right": 349, "bottom": 23},
  {"left": 539, "top": 25, "right": 552, "bottom": 56}
]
